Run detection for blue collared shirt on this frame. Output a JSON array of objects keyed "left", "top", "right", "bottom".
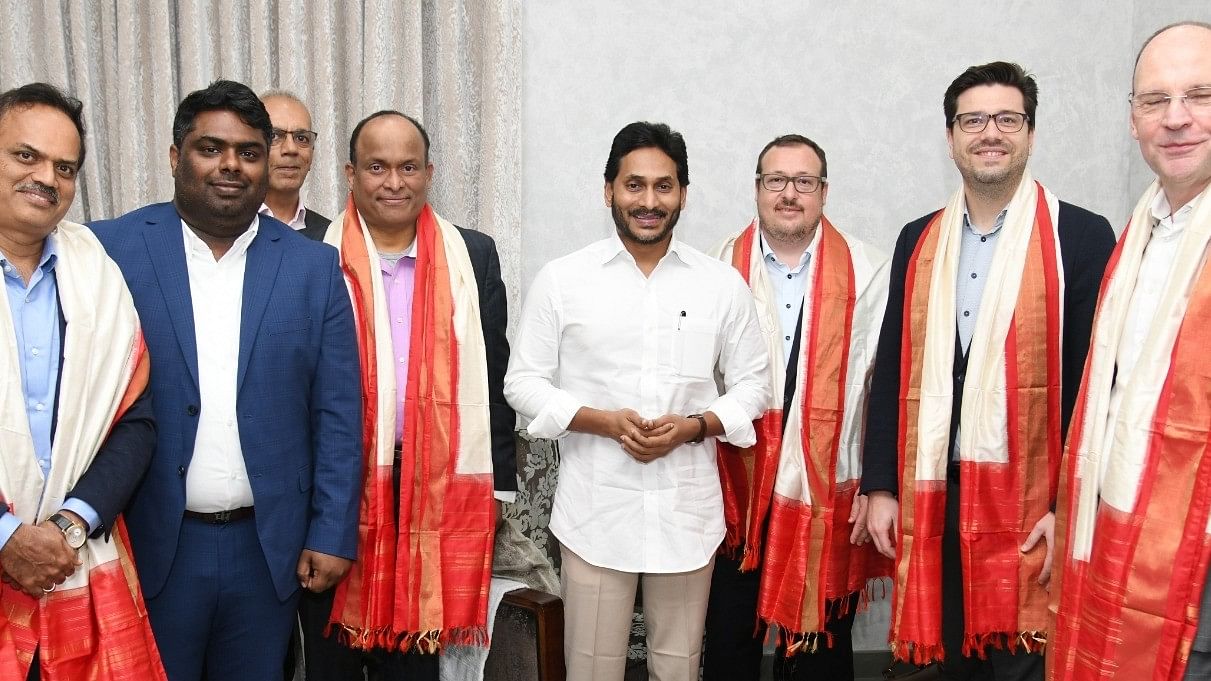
[
  {"left": 758, "top": 231, "right": 814, "bottom": 364},
  {"left": 955, "top": 205, "right": 1008, "bottom": 353},
  {"left": 0, "top": 237, "right": 99, "bottom": 547}
]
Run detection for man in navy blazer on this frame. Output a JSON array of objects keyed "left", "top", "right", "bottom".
[{"left": 90, "top": 80, "right": 362, "bottom": 681}]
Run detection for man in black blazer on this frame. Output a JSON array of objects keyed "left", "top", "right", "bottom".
[
  {"left": 299, "top": 110, "right": 516, "bottom": 681},
  {"left": 861, "top": 62, "right": 1115, "bottom": 681},
  {"left": 259, "top": 91, "right": 331, "bottom": 240}
]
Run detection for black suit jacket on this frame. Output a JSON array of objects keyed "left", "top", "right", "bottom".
[
  {"left": 297, "top": 208, "right": 332, "bottom": 242},
  {"left": 860, "top": 201, "right": 1116, "bottom": 496}
]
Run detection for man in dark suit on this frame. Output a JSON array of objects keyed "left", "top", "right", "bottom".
[
  {"left": 860, "top": 62, "right": 1115, "bottom": 681},
  {"left": 0, "top": 82, "right": 159, "bottom": 681},
  {"left": 299, "top": 110, "right": 515, "bottom": 681},
  {"left": 89, "top": 80, "right": 362, "bottom": 681},
  {"left": 259, "top": 91, "right": 330, "bottom": 240}
]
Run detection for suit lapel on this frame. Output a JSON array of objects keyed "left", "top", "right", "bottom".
[
  {"left": 143, "top": 207, "right": 201, "bottom": 390},
  {"left": 237, "top": 223, "right": 283, "bottom": 390}
]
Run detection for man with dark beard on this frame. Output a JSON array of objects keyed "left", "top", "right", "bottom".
[
  {"left": 860, "top": 62, "right": 1114, "bottom": 680},
  {"left": 89, "top": 80, "right": 362, "bottom": 681},
  {"left": 505, "top": 121, "right": 770, "bottom": 681}
]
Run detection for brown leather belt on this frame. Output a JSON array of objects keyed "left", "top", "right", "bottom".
[{"left": 183, "top": 507, "right": 255, "bottom": 524}]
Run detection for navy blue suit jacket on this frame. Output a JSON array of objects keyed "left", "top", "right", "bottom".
[{"left": 90, "top": 203, "right": 363, "bottom": 601}]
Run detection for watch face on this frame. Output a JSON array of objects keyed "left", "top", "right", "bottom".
[{"left": 65, "top": 525, "right": 86, "bottom": 549}]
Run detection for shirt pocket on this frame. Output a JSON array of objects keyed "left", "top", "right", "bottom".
[{"left": 672, "top": 319, "right": 719, "bottom": 380}]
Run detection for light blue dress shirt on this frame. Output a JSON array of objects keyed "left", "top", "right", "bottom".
[
  {"left": 955, "top": 206, "right": 1008, "bottom": 353},
  {"left": 0, "top": 237, "right": 99, "bottom": 548},
  {"left": 758, "top": 231, "right": 813, "bottom": 365}
]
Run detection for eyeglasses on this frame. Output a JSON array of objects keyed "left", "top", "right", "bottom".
[
  {"left": 1129, "top": 86, "right": 1211, "bottom": 118},
  {"left": 952, "top": 111, "right": 1029, "bottom": 134},
  {"left": 756, "top": 174, "right": 827, "bottom": 194},
  {"left": 270, "top": 128, "right": 318, "bottom": 148}
]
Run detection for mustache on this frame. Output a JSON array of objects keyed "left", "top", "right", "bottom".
[
  {"left": 971, "top": 144, "right": 1011, "bottom": 153},
  {"left": 628, "top": 208, "right": 668, "bottom": 219},
  {"left": 17, "top": 182, "right": 59, "bottom": 205}
]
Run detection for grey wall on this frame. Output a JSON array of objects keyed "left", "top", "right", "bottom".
[
  {"left": 518, "top": 1, "right": 1209, "bottom": 653},
  {"left": 520, "top": 2, "right": 1208, "bottom": 294}
]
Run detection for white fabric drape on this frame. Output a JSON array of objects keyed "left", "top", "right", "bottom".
[{"left": 0, "top": 0, "right": 522, "bottom": 313}]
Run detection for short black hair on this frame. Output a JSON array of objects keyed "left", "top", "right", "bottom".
[
  {"left": 173, "top": 80, "right": 272, "bottom": 148},
  {"left": 348, "top": 110, "right": 430, "bottom": 165},
  {"left": 0, "top": 82, "right": 87, "bottom": 167},
  {"left": 943, "top": 61, "right": 1038, "bottom": 131},
  {"left": 755, "top": 134, "right": 827, "bottom": 178},
  {"left": 604, "top": 121, "right": 689, "bottom": 187}
]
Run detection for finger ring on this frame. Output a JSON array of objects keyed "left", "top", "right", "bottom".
[{"left": 42, "top": 584, "right": 55, "bottom": 593}]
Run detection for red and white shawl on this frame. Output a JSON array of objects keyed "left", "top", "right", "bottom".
[
  {"left": 711, "top": 217, "right": 891, "bottom": 647},
  {"left": 325, "top": 196, "right": 495, "bottom": 653},
  {"left": 0, "top": 221, "right": 164, "bottom": 680},
  {"left": 894, "top": 174, "right": 1063, "bottom": 663},
  {"left": 1049, "top": 183, "right": 1211, "bottom": 680}
]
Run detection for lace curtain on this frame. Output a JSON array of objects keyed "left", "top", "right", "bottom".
[{"left": 0, "top": 0, "right": 522, "bottom": 312}]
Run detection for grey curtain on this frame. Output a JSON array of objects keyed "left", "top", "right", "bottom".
[{"left": 0, "top": 0, "right": 522, "bottom": 312}]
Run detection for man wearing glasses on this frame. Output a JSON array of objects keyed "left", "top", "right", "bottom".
[
  {"left": 861, "top": 62, "right": 1114, "bottom": 680},
  {"left": 1048, "top": 22, "right": 1211, "bottom": 681},
  {"left": 259, "top": 91, "right": 330, "bottom": 239},
  {"left": 704, "top": 135, "right": 890, "bottom": 680}
]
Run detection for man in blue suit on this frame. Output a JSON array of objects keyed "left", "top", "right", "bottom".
[{"left": 90, "top": 80, "right": 362, "bottom": 681}]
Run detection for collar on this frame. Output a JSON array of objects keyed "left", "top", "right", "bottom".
[
  {"left": 1149, "top": 188, "right": 1198, "bottom": 240},
  {"left": 757, "top": 222, "right": 819, "bottom": 270},
  {"left": 601, "top": 231, "right": 687, "bottom": 268},
  {"left": 0, "top": 231, "right": 59, "bottom": 280},
  {"left": 961, "top": 201, "right": 1008, "bottom": 237},
  {"left": 180, "top": 216, "right": 261, "bottom": 261},
  {"left": 258, "top": 198, "right": 307, "bottom": 228}
]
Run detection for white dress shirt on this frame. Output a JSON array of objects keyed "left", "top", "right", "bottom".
[
  {"left": 1100, "top": 190, "right": 1192, "bottom": 484},
  {"left": 182, "top": 219, "right": 259, "bottom": 512},
  {"left": 505, "top": 235, "right": 771, "bottom": 573},
  {"left": 259, "top": 199, "right": 308, "bottom": 231}
]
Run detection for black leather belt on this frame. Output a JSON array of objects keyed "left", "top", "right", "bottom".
[{"left": 184, "top": 507, "right": 255, "bottom": 524}]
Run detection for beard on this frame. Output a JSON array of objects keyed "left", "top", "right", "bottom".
[
  {"left": 958, "top": 144, "right": 1029, "bottom": 193},
  {"left": 612, "top": 202, "right": 681, "bottom": 245}
]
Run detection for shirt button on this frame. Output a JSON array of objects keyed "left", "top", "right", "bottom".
[
  {"left": 785, "top": 335, "right": 791, "bottom": 341},
  {"left": 980, "top": 236, "right": 987, "bottom": 243},
  {"left": 785, "top": 303, "right": 791, "bottom": 309},
  {"left": 963, "top": 310, "right": 971, "bottom": 317},
  {"left": 399, "top": 357, "right": 406, "bottom": 364},
  {"left": 786, "top": 274, "right": 792, "bottom": 280},
  {"left": 34, "top": 402, "right": 45, "bottom": 412},
  {"left": 970, "top": 272, "right": 977, "bottom": 279},
  {"left": 30, "top": 347, "right": 40, "bottom": 356},
  {"left": 24, "top": 296, "right": 31, "bottom": 303}
]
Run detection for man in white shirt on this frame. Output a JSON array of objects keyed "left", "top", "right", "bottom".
[
  {"left": 1048, "top": 21, "right": 1211, "bottom": 681},
  {"left": 258, "top": 90, "right": 330, "bottom": 240},
  {"left": 90, "top": 80, "right": 362, "bottom": 681},
  {"left": 505, "top": 121, "right": 770, "bottom": 681}
]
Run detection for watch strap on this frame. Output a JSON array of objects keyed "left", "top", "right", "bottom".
[{"left": 687, "top": 413, "right": 707, "bottom": 444}]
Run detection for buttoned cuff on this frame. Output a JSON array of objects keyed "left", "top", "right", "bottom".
[
  {"left": 523, "top": 391, "right": 584, "bottom": 440},
  {"left": 0, "top": 513, "right": 20, "bottom": 550},
  {"left": 494, "top": 490, "right": 518, "bottom": 504},
  {"left": 708, "top": 395, "right": 757, "bottom": 448},
  {"left": 61, "top": 498, "right": 101, "bottom": 534}
]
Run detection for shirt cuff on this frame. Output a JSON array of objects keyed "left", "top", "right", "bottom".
[
  {"left": 524, "top": 391, "right": 584, "bottom": 440},
  {"left": 61, "top": 498, "right": 100, "bottom": 534},
  {"left": 494, "top": 491, "right": 517, "bottom": 504},
  {"left": 0, "top": 512, "right": 21, "bottom": 550},
  {"left": 707, "top": 395, "right": 757, "bottom": 448}
]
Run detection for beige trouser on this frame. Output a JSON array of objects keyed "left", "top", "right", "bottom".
[{"left": 560, "top": 544, "right": 714, "bottom": 681}]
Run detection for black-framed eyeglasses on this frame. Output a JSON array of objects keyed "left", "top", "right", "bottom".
[
  {"left": 1129, "top": 86, "right": 1211, "bottom": 118},
  {"left": 270, "top": 128, "right": 318, "bottom": 148},
  {"left": 952, "top": 111, "right": 1029, "bottom": 134},
  {"left": 756, "top": 173, "right": 827, "bottom": 194}
]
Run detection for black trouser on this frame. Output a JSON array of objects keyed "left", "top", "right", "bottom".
[
  {"left": 702, "top": 550, "right": 860, "bottom": 681},
  {"left": 940, "top": 476, "right": 1043, "bottom": 681},
  {"left": 298, "top": 587, "right": 439, "bottom": 681}
]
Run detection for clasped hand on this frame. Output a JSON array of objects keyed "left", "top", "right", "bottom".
[
  {"left": 0, "top": 521, "right": 81, "bottom": 598},
  {"left": 603, "top": 408, "right": 694, "bottom": 463}
]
